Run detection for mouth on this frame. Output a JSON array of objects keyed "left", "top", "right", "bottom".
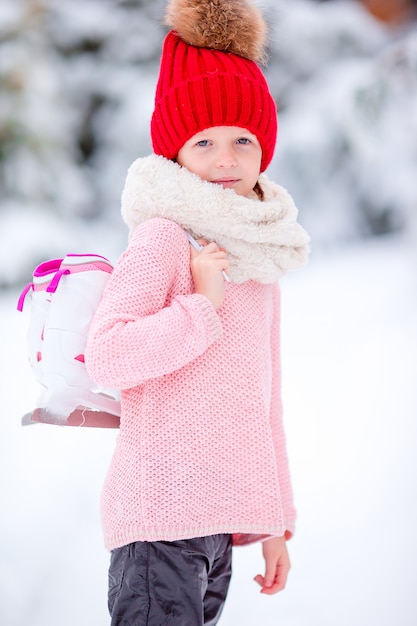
[{"left": 211, "top": 178, "right": 240, "bottom": 188}]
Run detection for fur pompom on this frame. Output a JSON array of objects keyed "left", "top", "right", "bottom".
[{"left": 165, "top": 0, "right": 268, "bottom": 64}]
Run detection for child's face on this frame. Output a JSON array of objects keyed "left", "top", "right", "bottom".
[{"left": 177, "top": 126, "right": 262, "bottom": 197}]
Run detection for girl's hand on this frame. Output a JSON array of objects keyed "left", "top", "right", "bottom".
[
  {"left": 254, "top": 536, "right": 291, "bottom": 595},
  {"left": 190, "top": 239, "right": 229, "bottom": 310}
]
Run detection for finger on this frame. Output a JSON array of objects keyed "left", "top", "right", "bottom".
[
  {"left": 263, "top": 557, "right": 278, "bottom": 590},
  {"left": 260, "top": 582, "right": 284, "bottom": 595},
  {"left": 190, "top": 249, "right": 227, "bottom": 265},
  {"left": 190, "top": 245, "right": 198, "bottom": 260},
  {"left": 261, "top": 568, "right": 288, "bottom": 594},
  {"left": 190, "top": 242, "right": 220, "bottom": 257},
  {"left": 207, "top": 251, "right": 228, "bottom": 262},
  {"left": 254, "top": 561, "right": 289, "bottom": 595},
  {"left": 254, "top": 574, "right": 276, "bottom": 593},
  {"left": 254, "top": 575, "right": 286, "bottom": 595},
  {"left": 266, "top": 569, "right": 289, "bottom": 594}
]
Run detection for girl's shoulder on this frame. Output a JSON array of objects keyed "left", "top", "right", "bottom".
[
  {"left": 129, "top": 217, "right": 189, "bottom": 253},
  {"left": 130, "top": 217, "right": 187, "bottom": 241},
  {"left": 121, "top": 218, "right": 191, "bottom": 280}
]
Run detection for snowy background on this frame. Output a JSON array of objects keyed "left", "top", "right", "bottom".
[{"left": 1, "top": 0, "right": 416, "bottom": 624}]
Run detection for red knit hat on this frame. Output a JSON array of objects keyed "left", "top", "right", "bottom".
[{"left": 151, "top": 0, "right": 277, "bottom": 173}]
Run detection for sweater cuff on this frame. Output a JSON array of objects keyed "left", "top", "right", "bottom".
[{"left": 189, "top": 293, "right": 223, "bottom": 343}]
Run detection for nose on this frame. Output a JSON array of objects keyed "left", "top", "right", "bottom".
[{"left": 216, "top": 149, "right": 237, "bottom": 168}]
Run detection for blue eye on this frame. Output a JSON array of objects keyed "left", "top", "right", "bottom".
[
  {"left": 237, "top": 137, "right": 251, "bottom": 144},
  {"left": 196, "top": 139, "right": 210, "bottom": 147}
]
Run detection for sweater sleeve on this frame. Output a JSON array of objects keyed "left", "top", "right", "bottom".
[
  {"left": 85, "top": 218, "right": 222, "bottom": 390},
  {"left": 270, "top": 284, "right": 297, "bottom": 538}
]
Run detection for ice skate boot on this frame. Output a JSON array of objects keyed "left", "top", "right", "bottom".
[
  {"left": 17, "top": 258, "right": 63, "bottom": 387},
  {"left": 19, "top": 254, "right": 121, "bottom": 427}
]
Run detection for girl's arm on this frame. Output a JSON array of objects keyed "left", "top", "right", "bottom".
[
  {"left": 269, "top": 283, "right": 297, "bottom": 537},
  {"left": 85, "top": 218, "right": 222, "bottom": 389},
  {"left": 254, "top": 286, "right": 295, "bottom": 594}
]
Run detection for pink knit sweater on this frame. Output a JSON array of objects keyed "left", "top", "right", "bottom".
[{"left": 85, "top": 217, "right": 296, "bottom": 550}]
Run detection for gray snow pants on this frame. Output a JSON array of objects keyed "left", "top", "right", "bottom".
[{"left": 108, "top": 534, "right": 233, "bottom": 626}]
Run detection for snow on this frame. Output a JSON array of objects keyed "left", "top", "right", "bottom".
[{"left": 1, "top": 233, "right": 416, "bottom": 625}]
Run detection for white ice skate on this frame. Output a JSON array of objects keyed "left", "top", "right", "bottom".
[
  {"left": 17, "top": 257, "right": 63, "bottom": 385},
  {"left": 18, "top": 254, "right": 121, "bottom": 428}
]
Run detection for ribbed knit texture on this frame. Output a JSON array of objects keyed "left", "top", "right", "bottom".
[
  {"left": 151, "top": 31, "right": 277, "bottom": 172},
  {"left": 85, "top": 217, "right": 296, "bottom": 551}
]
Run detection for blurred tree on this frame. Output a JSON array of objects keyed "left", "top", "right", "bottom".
[
  {"left": 0, "top": 0, "right": 416, "bottom": 285},
  {"left": 0, "top": 0, "right": 164, "bottom": 220}
]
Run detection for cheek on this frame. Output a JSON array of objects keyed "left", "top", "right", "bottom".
[
  {"left": 247, "top": 155, "right": 261, "bottom": 179},
  {"left": 177, "top": 152, "right": 210, "bottom": 180},
  {"left": 178, "top": 150, "right": 197, "bottom": 168},
  {"left": 176, "top": 150, "right": 187, "bottom": 168}
]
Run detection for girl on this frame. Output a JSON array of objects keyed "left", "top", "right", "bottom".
[{"left": 85, "top": 1, "right": 310, "bottom": 624}]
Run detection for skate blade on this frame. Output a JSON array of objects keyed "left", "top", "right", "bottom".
[{"left": 22, "top": 407, "right": 120, "bottom": 428}]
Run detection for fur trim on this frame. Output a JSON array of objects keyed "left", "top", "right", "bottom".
[
  {"left": 121, "top": 155, "right": 310, "bottom": 284},
  {"left": 165, "top": 0, "right": 268, "bottom": 64}
]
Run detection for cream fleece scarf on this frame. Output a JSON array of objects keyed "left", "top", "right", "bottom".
[{"left": 121, "top": 154, "right": 310, "bottom": 284}]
